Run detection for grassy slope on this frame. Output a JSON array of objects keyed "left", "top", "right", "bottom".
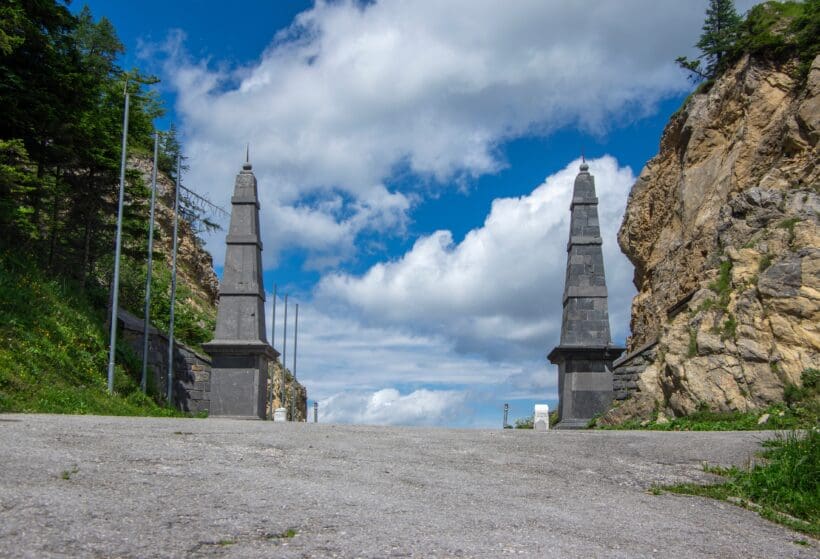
[
  {"left": 637, "top": 371, "right": 819, "bottom": 537},
  {"left": 661, "top": 430, "right": 819, "bottom": 537},
  {"left": 0, "top": 252, "right": 184, "bottom": 416}
]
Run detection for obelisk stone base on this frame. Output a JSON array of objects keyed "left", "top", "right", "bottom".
[
  {"left": 549, "top": 345, "right": 623, "bottom": 430},
  {"left": 203, "top": 341, "right": 274, "bottom": 419}
]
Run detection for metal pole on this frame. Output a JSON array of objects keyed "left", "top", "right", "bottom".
[
  {"left": 314, "top": 401, "right": 318, "bottom": 423},
  {"left": 503, "top": 403, "right": 509, "bottom": 429},
  {"left": 167, "top": 155, "right": 181, "bottom": 404},
  {"left": 141, "top": 131, "right": 159, "bottom": 393},
  {"left": 281, "top": 294, "right": 288, "bottom": 410},
  {"left": 291, "top": 303, "right": 298, "bottom": 421},
  {"left": 268, "top": 284, "right": 276, "bottom": 419},
  {"left": 106, "top": 86, "right": 130, "bottom": 394}
]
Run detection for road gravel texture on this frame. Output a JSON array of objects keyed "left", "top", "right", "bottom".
[{"left": 0, "top": 414, "right": 815, "bottom": 558}]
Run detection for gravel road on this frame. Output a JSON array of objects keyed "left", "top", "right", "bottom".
[{"left": 0, "top": 414, "right": 815, "bottom": 558}]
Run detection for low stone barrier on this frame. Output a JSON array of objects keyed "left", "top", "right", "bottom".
[
  {"left": 612, "top": 338, "right": 658, "bottom": 401},
  {"left": 117, "top": 309, "right": 211, "bottom": 413}
]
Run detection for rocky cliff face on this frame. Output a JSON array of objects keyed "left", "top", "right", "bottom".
[
  {"left": 267, "top": 359, "right": 309, "bottom": 422},
  {"left": 131, "top": 157, "right": 219, "bottom": 315},
  {"left": 605, "top": 54, "right": 819, "bottom": 423}
]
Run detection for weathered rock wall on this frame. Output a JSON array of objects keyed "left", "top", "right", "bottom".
[
  {"left": 267, "top": 359, "right": 308, "bottom": 422},
  {"left": 131, "top": 157, "right": 219, "bottom": 310},
  {"left": 605, "top": 54, "right": 819, "bottom": 423}
]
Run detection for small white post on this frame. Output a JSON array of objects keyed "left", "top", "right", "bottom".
[{"left": 534, "top": 404, "right": 550, "bottom": 432}]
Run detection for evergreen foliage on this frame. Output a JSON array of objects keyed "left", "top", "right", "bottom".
[
  {"left": 698, "top": 0, "right": 742, "bottom": 77},
  {"left": 677, "top": 0, "right": 820, "bottom": 82},
  {"left": 677, "top": 0, "right": 741, "bottom": 81},
  {"left": 0, "top": 1, "right": 220, "bottom": 412},
  {"left": 0, "top": 0, "right": 160, "bottom": 286}
]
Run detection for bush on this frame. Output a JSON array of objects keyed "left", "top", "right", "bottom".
[{"left": 514, "top": 416, "right": 533, "bottom": 429}]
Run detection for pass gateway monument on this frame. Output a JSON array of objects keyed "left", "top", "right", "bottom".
[
  {"left": 202, "top": 155, "right": 278, "bottom": 418},
  {"left": 548, "top": 161, "right": 624, "bottom": 429}
]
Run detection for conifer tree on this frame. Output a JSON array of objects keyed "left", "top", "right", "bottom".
[
  {"left": 698, "top": 0, "right": 741, "bottom": 76},
  {"left": 677, "top": 0, "right": 741, "bottom": 81}
]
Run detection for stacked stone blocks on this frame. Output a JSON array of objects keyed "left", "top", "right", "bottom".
[
  {"left": 612, "top": 339, "right": 658, "bottom": 401},
  {"left": 549, "top": 163, "right": 624, "bottom": 428},
  {"left": 202, "top": 159, "right": 278, "bottom": 419},
  {"left": 118, "top": 309, "right": 210, "bottom": 413}
]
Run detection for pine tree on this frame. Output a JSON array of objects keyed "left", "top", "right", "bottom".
[
  {"left": 698, "top": 0, "right": 741, "bottom": 76},
  {"left": 677, "top": 0, "right": 741, "bottom": 81}
]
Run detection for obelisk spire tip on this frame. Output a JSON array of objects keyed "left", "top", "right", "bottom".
[{"left": 243, "top": 143, "right": 252, "bottom": 170}]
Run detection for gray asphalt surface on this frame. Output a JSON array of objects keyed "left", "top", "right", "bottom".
[{"left": 0, "top": 414, "right": 815, "bottom": 558}]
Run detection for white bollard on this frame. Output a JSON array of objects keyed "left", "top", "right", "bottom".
[
  {"left": 533, "top": 404, "right": 550, "bottom": 431},
  {"left": 273, "top": 407, "right": 287, "bottom": 422}
]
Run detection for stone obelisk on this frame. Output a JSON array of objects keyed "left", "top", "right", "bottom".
[
  {"left": 203, "top": 155, "right": 278, "bottom": 418},
  {"left": 548, "top": 161, "right": 624, "bottom": 429}
]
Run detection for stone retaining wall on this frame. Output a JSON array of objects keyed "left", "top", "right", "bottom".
[
  {"left": 118, "top": 310, "right": 211, "bottom": 414},
  {"left": 612, "top": 339, "right": 658, "bottom": 401}
]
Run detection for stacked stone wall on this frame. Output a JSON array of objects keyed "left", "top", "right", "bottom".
[
  {"left": 118, "top": 310, "right": 211, "bottom": 414},
  {"left": 612, "top": 339, "right": 658, "bottom": 401}
]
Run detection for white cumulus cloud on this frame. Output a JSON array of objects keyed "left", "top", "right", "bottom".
[
  {"left": 145, "top": 0, "right": 730, "bottom": 267},
  {"left": 317, "top": 156, "right": 637, "bottom": 362},
  {"left": 318, "top": 388, "right": 466, "bottom": 426}
]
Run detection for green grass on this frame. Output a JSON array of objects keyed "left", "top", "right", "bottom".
[
  {"left": 708, "top": 260, "right": 733, "bottom": 309},
  {"left": 0, "top": 251, "right": 187, "bottom": 416},
  {"left": 721, "top": 313, "right": 738, "bottom": 340},
  {"left": 268, "top": 528, "right": 298, "bottom": 540},
  {"left": 777, "top": 217, "right": 802, "bottom": 245},
  {"left": 513, "top": 410, "right": 559, "bottom": 429},
  {"left": 601, "top": 404, "right": 812, "bottom": 431},
  {"left": 660, "top": 430, "right": 819, "bottom": 536},
  {"left": 687, "top": 328, "right": 699, "bottom": 357},
  {"left": 620, "top": 368, "right": 819, "bottom": 535},
  {"left": 604, "top": 368, "right": 819, "bottom": 432},
  {"left": 60, "top": 465, "right": 79, "bottom": 480}
]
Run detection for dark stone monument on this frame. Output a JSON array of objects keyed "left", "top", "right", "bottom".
[
  {"left": 202, "top": 156, "right": 278, "bottom": 418},
  {"left": 548, "top": 162, "right": 625, "bottom": 429}
]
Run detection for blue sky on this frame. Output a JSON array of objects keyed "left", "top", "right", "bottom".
[{"left": 76, "top": 0, "right": 759, "bottom": 428}]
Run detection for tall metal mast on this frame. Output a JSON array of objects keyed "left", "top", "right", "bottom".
[
  {"left": 106, "top": 82, "right": 130, "bottom": 393},
  {"left": 141, "top": 131, "right": 159, "bottom": 393},
  {"left": 291, "top": 303, "right": 299, "bottom": 421},
  {"left": 281, "top": 294, "right": 288, "bottom": 409},
  {"left": 268, "top": 284, "right": 277, "bottom": 419},
  {"left": 166, "top": 155, "right": 181, "bottom": 404}
]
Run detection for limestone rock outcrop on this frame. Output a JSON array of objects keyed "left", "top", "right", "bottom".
[
  {"left": 604, "top": 54, "right": 819, "bottom": 423},
  {"left": 267, "top": 359, "right": 308, "bottom": 422},
  {"left": 132, "top": 157, "right": 219, "bottom": 314}
]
